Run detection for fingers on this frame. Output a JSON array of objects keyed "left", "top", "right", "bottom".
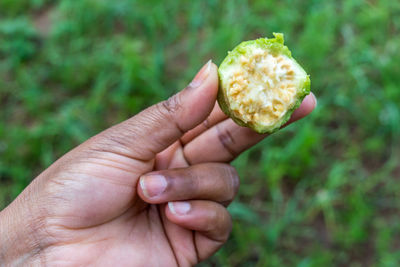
[
  {"left": 165, "top": 200, "right": 232, "bottom": 260},
  {"left": 184, "top": 119, "right": 266, "bottom": 163},
  {"left": 138, "top": 163, "right": 239, "bottom": 206},
  {"left": 180, "top": 102, "right": 227, "bottom": 145},
  {"left": 91, "top": 61, "right": 219, "bottom": 161},
  {"left": 138, "top": 163, "right": 238, "bottom": 260},
  {"left": 183, "top": 93, "right": 317, "bottom": 164}
]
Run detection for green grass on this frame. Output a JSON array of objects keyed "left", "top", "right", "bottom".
[{"left": 1, "top": 0, "right": 400, "bottom": 266}]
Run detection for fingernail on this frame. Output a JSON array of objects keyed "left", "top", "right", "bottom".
[
  {"left": 140, "top": 175, "right": 167, "bottom": 198},
  {"left": 311, "top": 92, "right": 318, "bottom": 108},
  {"left": 188, "top": 60, "right": 212, "bottom": 89},
  {"left": 168, "top": 201, "right": 191, "bottom": 215}
]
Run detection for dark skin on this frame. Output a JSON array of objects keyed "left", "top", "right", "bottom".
[{"left": 0, "top": 61, "right": 316, "bottom": 266}]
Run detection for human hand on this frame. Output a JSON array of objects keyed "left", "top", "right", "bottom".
[{"left": 0, "top": 61, "right": 316, "bottom": 266}]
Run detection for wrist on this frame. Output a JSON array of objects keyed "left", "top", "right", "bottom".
[{"left": 0, "top": 182, "right": 46, "bottom": 265}]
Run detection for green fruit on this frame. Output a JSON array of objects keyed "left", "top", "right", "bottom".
[{"left": 218, "top": 33, "right": 311, "bottom": 134}]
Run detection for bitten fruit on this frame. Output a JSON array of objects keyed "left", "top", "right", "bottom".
[{"left": 218, "top": 33, "right": 311, "bottom": 134}]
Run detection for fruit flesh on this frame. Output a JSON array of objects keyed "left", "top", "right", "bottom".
[{"left": 218, "top": 33, "right": 310, "bottom": 134}]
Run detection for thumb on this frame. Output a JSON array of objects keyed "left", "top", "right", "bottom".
[{"left": 92, "top": 60, "right": 218, "bottom": 160}]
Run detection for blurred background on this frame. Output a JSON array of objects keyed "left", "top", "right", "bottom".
[{"left": 1, "top": 0, "right": 400, "bottom": 266}]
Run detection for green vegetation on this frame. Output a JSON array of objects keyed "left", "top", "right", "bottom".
[{"left": 1, "top": 0, "right": 400, "bottom": 266}]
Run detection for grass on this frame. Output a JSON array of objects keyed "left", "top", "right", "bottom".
[{"left": 1, "top": 0, "right": 400, "bottom": 266}]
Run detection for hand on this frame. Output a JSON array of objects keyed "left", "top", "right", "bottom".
[{"left": 0, "top": 61, "right": 316, "bottom": 266}]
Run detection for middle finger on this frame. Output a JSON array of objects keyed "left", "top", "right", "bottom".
[{"left": 137, "top": 163, "right": 239, "bottom": 206}]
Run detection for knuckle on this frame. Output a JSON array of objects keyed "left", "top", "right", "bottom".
[
  {"left": 154, "top": 94, "right": 185, "bottom": 134},
  {"left": 202, "top": 117, "right": 212, "bottom": 129},
  {"left": 231, "top": 167, "right": 240, "bottom": 195},
  {"left": 207, "top": 209, "right": 220, "bottom": 231},
  {"left": 191, "top": 171, "right": 202, "bottom": 194},
  {"left": 175, "top": 168, "right": 201, "bottom": 199},
  {"left": 160, "top": 94, "right": 183, "bottom": 116},
  {"left": 185, "top": 176, "right": 200, "bottom": 198},
  {"left": 216, "top": 210, "right": 233, "bottom": 242},
  {"left": 216, "top": 124, "right": 236, "bottom": 159},
  {"left": 226, "top": 165, "right": 240, "bottom": 199},
  {"left": 224, "top": 214, "right": 233, "bottom": 241}
]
